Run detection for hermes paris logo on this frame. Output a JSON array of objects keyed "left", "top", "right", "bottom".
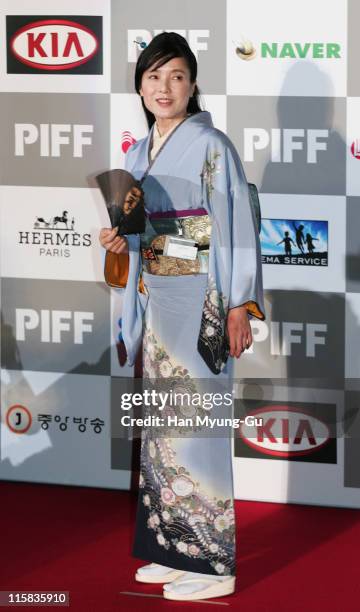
[{"left": 18, "top": 209, "right": 91, "bottom": 257}]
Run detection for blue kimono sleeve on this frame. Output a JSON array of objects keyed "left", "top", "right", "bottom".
[
  {"left": 203, "top": 135, "right": 266, "bottom": 321},
  {"left": 118, "top": 144, "right": 148, "bottom": 366}
]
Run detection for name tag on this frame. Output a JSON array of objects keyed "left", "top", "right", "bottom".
[{"left": 163, "top": 235, "right": 198, "bottom": 260}]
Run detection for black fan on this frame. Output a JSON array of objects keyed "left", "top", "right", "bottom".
[{"left": 96, "top": 169, "right": 146, "bottom": 235}]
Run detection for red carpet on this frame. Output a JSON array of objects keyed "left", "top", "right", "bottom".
[{"left": 1, "top": 481, "right": 360, "bottom": 611}]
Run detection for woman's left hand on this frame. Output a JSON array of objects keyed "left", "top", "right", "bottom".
[{"left": 226, "top": 305, "right": 252, "bottom": 358}]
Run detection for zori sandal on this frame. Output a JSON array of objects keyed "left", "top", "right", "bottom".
[
  {"left": 163, "top": 572, "right": 236, "bottom": 601},
  {"left": 135, "top": 562, "right": 186, "bottom": 583}
]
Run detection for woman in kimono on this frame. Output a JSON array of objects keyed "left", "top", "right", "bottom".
[{"left": 99, "top": 32, "right": 265, "bottom": 601}]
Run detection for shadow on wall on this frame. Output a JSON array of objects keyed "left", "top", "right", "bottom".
[
  {"left": 236, "top": 60, "right": 360, "bottom": 506},
  {"left": 0, "top": 308, "right": 141, "bottom": 489},
  {"left": 261, "top": 61, "right": 345, "bottom": 196}
]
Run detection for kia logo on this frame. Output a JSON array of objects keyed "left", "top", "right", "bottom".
[
  {"left": 239, "top": 405, "right": 331, "bottom": 457},
  {"left": 10, "top": 19, "right": 99, "bottom": 71}
]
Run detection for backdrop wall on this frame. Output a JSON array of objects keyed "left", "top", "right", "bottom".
[{"left": 1, "top": 0, "right": 360, "bottom": 507}]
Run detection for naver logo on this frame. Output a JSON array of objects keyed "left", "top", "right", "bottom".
[
  {"left": 261, "top": 42, "right": 341, "bottom": 59},
  {"left": 235, "top": 39, "right": 341, "bottom": 61}
]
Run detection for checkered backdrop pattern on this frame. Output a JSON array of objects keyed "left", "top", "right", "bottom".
[{"left": 1, "top": 0, "right": 360, "bottom": 506}]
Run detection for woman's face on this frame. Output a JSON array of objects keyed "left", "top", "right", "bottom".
[{"left": 139, "top": 56, "right": 196, "bottom": 123}]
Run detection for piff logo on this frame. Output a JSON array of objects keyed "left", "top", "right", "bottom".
[
  {"left": 7, "top": 16, "right": 103, "bottom": 74},
  {"left": 121, "top": 131, "right": 136, "bottom": 154},
  {"left": 350, "top": 139, "right": 360, "bottom": 160}
]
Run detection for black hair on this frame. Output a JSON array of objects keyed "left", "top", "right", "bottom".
[{"left": 134, "top": 32, "right": 203, "bottom": 129}]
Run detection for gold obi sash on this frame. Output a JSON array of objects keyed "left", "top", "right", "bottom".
[{"left": 140, "top": 209, "right": 212, "bottom": 276}]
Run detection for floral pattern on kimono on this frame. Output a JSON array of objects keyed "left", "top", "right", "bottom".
[
  {"left": 139, "top": 326, "right": 236, "bottom": 575},
  {"left": 142, "top": 324, "right": 213, "bottom": 436},
  {"left": 197, "top": 275, "right": 230, "bottom": 375},
  {"left": 200, "top": 150, "right": 221, "bottom": 200}
]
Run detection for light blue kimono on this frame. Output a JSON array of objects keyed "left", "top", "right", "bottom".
[
  {"left": 120, "top": 111, "right": 265, "bottom": 576},
  {"left": 122, "top": 110, "right": 265, "bottom": 370}
]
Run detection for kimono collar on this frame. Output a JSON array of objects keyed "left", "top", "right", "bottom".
[
  {"left": 150, "top": 119, "right": 182, "bottom": 161},
  {"left": 146, "top": 110, "right": 214, "bottom": 169}
]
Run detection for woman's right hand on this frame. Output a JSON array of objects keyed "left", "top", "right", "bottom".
[{"left": 99, "top": 227, "right": 129, "bottom": 255}]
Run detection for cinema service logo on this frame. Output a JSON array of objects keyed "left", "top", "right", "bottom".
[
  {"left": 6, "top": 15, "right": 103, "bottom": 74},
  {"left": 260, "top": 218, "right": 328, "bottom": 266}
]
